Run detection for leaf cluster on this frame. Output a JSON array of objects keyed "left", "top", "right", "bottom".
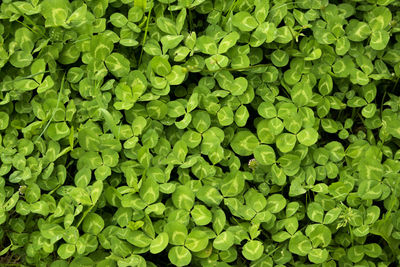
[{"left": 0, "top": 0, "right": 400, "bottom": 266}]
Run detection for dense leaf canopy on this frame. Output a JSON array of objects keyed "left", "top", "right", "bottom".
[{"left": 0, "top": 0, "right": 400, "bottom": 266}]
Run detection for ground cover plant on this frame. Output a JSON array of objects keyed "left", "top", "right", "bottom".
[{"left": 0, "top": 0, "right": 400, "bottom": 266}]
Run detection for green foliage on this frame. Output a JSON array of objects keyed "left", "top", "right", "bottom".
[{"left": 0, "top": 0, "right": 400, "bottom": 266}]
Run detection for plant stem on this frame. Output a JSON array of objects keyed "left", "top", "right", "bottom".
[{"left": 138, "top": 4, "right": 153, "bottom": 65}]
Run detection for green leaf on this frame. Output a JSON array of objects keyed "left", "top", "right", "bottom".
[
  {"left": 168, "top": 246, "right": 192, "bottom": 266},
  {"left": 230, "top": 77, "right": 248, "bottom": 96},
  {"left": 291, "top": 82, "right": 312, "bottom": 106},
  {"left": 10, "top": 51, "right": 33, "bottom": 68},
  {"left": 105, "top": 53, "right": 130, "bottom": 77},
  {"left": 213, "top": 231, "right": 235, "bottom": 251},
  {"left": 218, "top": 32, "right": 240, "bottom": 54},
  {"left": 370, "top": 30, "right": 390, "bottom": 50},
  {"left": 254, "top": 145, "right": 276, "bottom": 165},
  {"left": 110, "top": 13, "right": 128, "bottom": 27},
  {"left": 157, "top": 17, "right": 177, "bottom": 35},
  {"left": 242, "top": 240, "right": 264, "bottom": 261},
  {"left": 307, "top": 224, "right": 332, "bottom": 247},
  {"left": 25, "top": 183, "right": 41, "bottom": 203},
  {"left": 258, "top": 101, "right": 276, "bottom": 119},
  {"left": 297, "top": 127, "right": 318, "bottom": 146},
  {"left": 151, "top": 56, "right": 172, "bottom": 76},
  {"left": 70, "top": 187, "right": 92, "bottom": 206},
  {"left": 47, "top": 122, "right": 70, "bottom": 141},
  {"left": 307, "top": 202, "right": 324, "bottom": 223},
  {"left": 347, "top": 245, "right": 364, "bottom": 263},
  {"left": 150, "top": 232, "right": 169, "bottom": 254},
  {"left": 217, "top": 106, "right": 234, "bottom": 126},
  {"left": 185, "top": 230, "right": 209, "bottom": 252},
  {"left": 191, "top": 205, "right": 212, "bottom": 226},
  {"left": 276, "top": 133, "right": 296, "bottom": 153},
  {"left": 165, "top": 221, "right": 188, "bottom": 246},
  {"left": 308, "top": 248, "right": 329, "bottom": 264},
  {"left": 172, "top": 185, "right": 195, "bottom": 211},
  {"left": 139, "top": 177, "right": 159, "bottom": 204},
  {"left": 196, "top": 36, "right": 217, "bottom": 55},
  {"left": 230, "top": 131, "right": 259, "bottom": 156},
  {"left": 271, "top": 50, "right": 289, "bottom": 67},
  {"left": 57, "top": 243, "right": 76, "bottom": 259},
  {"left": 289, "top": 232, "right": 312, "bottom": 256},
  {"left": 220, "top": 171, "right": 245, "bottom": 197},
  {"left": 346, "top": 20, "right": 371, "bottom": 41},
  {"left": 266, "top": 194, "right": 286, "bottom": 213},
  {"left": 82, "top": 213, "right": 104, "bottom": 235},
  {"left": 0, "top": 112, "right": 9, "bottom": 130},
  {"left": 233, "top": 12, "right": 259, "bottom": 32}
]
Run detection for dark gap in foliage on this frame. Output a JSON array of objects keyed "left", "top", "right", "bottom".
[{"left": 244, "top": 103, "right": 258, "bottom": 134}]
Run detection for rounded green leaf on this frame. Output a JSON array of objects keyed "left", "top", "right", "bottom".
[
  {"left": 233, "top": 12, "right": 258, "bottom": 32},
  {"left": 150, "top": 56, "right": 172, "bottom": 76},
  {"left": 166, "top": 65, "right": 186, "bottom": 85},
  {"left": 150, "top": 232, "right": 169, "bottom": 254},
  {"left": 82, "top": 213, "right": 104, "bottom": 235},
  {"left": 363, "top": 243, "right": 382, "bottom": 258},
  {"left": 168, "top": 246, "right": 192, "bottom": 266},
  {"left": 110, "top": 13, "right": 128, "bottom": 27},
  {"left": 220, "top": 171, "right": 245, "bottom": 197},
  {"left": 346, "top": 20, "right": 371, "bottom": 42},
  {"left": 192, "top": 110, "right": 211, "bottom": 133},
  {"left": 254, "top": 145, "right": 276, "bottom": 165},
  {"left": 105, "top": 53, "right": 130, "bottom": 77},
  {"left": 217, "top": 106, "right": 234, "bottom": 126},
  {"left": 297, "top": 127, "right": 318, "bottom": 146},
  {"left": 307, "top": 224, "right": 332, "bottom": 247},
  {"left": 291, "top": 82, "right": 312, "bottom": 106},
  {"left": 213, "top": 231, "right": 235, "bottom": 251},
  {"left": 307, "top": 202, "right": 324, "bottom": 223},
  {"left": 139, "top": 177, "right": 159, "bottom": 205},
  {"left": 258, "top": 101, "right": 276, "bottom": 119},
  {"left": 126, "top": 230, "right": 152, "bottom": 248},
  {"left": 266, "top": 194, "right": 287, "bottom": 213},
  {"left": 0, "top": 112, "right": 9, "bottom": 130},
  {"left": 271, "top": 50, "right": 289, "bottom": 67},
  {"left": 308, "top": 248, "right": 329, "bottom": 264},
  {"left": 276, "top": 133, "right": 296, "bottom": 153},
  {"left": 164, "top": 221, "right": 188, "bottom": 246},
  {"left": 289, "top": 232, "right": 312, "bottom": 256},
  {"left": 235, "top": 105, "right": 250, "bottom": 127},
  {"left": 190, "top": 205, "right": 212, "bottom": 226},
  {"left": 57, "top": 243, "right": 76, "bottom": 259},
  {"left": 230, "top": 77, "right": 248, "bottom": 96},
  {"left": 242, "top": 240, "right": 264, "bottom": 261},
  {"left": 47, "top": 122, "right": 70, "bottom": 141},
  {"left": 185, "top": 230, "right": 208, "bottom": 252},
  {"left": 361, "top": 103, "right": 377, "bottom": 118},
  {"left": 25, "top": 183, "right": 41, "bottom": 203},
  {"left": 347, "top": 245, "right": 364, "bottom": 263},
  {"left": 370, "top": 30, "right": 390, "bottom": 50},
  {"left": 172, "top": 185, "right": 195, "bottom": 211},
  {"left": 10, "top": 50, "right": 33, "bottom": 68},
  {"left": 230, "top": 130, "right": 259, "bottom": 156}
]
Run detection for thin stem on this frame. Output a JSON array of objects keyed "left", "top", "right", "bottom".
[
  {"left": 34, "top": 73, "right": 65, "bottom": 143},
  {"left": 11, "top": 3, "right": 47, "bottom": 38},
  {"left": 138, "top": 4, "right": 153, "bottom": 65},
  {"left": 76, "top": 206, "right": 93, "bottom": 228}
]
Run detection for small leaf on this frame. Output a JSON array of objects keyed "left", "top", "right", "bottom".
[
  {"left": 233, "top": 12, "right": 259, "bottom": 32},
  {"left": 242, "top": 240, "right": 264, "bottom": 261},
  {"left": 168, "top": 246, "right": 192, "bottom": 267}
]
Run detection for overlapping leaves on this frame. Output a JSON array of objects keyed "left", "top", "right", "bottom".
[{"left": 0, "top": 0, "right": 400, "bottom": 266}]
